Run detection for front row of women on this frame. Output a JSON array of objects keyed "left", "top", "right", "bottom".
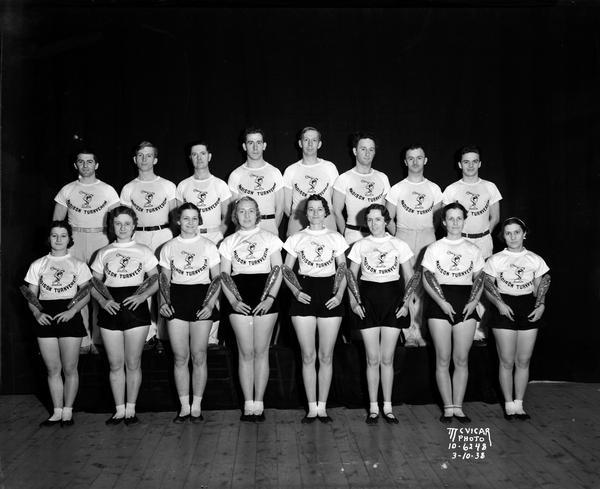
[{"left": 25, "top": 197, "right": 550, "bottom": 427}]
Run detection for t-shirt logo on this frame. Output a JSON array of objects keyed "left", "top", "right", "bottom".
[
  {"left": 414, "top": 191, "right": 426, "bottom": 209},
  {"left": 363, "top": 180, "right": 375, "bottom": 197},
  {"left": 246, "top": 241, "right": 257, "bottom": 259},
  {"left": 117, "top": 254, "right": 131, "bottom": 272},
  {"left": 306, "top": 175, "right": 319, "bottom": 192},
  {"left": 79, "top": 191, "right": 94, "bottom": 209},
  {"left": 50, "top": 266, "right": 65, "bottom": 286},
  {"left": 181, "top": 250, "right": 195, "bottom": 269},
  {"left": 447, "top": 251, "right": 462, "bottom": 270},
  {"left": 312, "top": 241, "right": 325, "bottom": 262},
  {"left": 193, "top": 189, "right": 208, "bottom": 205},
  {"left": 252, "top": 174, "right": 264, "bottom": 191},
  {"left": 466, "top": 191, "right": 480, "bottom": 209},
  {"left": 142, "top": 190, "right": 155, "bottom": 207},
  {"left": 511, "top": 264, "right": 525, "bottom": 283},
  {"left": 377, "top": 250, "right": 389, "bottom": 266}
]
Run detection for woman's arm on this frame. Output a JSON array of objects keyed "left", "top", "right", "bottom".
[
  {"left": 347, "top": 261, "right": 364, "bottom": 319},
  {"left": 396, "top": 261, "right": 416, "bottom": 318},
  {"left": 158, "top": 267, "right": 175, "bottom": 318},
  {"left": 529, "top": 273, "right": 551, "bottom": 322},
  {"left": 196, "top": 265, "right": 222, "bottom": 320},
  {"left": 25, "top": 284, "right": 53, "bottom": 325},
  {"left": 220, "top": 258, "right": 251, "bottom": 315},
  {"left": 283, "top": 254, "right": 311, "bottom": 304},
  {"left": 91, "top": 271, "right": 120, "bottom": 315},
  {"left": 325, "top": 255, "right": 347, "bottom": 311},
  {"left": 422, "top": 269, "right": 455, "bottom": 322},
  {"left": 462, "top": 271, "right": 484, "bottom": 320},
  {"left": 253, "top": 252, "right": 283, "bottom": 316},
  {"left": 122, "top": 267, "right": 159, "bottom": 310},
  {"left": 54, "top": 280, "right": 92, "bottom": 323},
  {"left": 483, "top": 273, "right": 514, "bottom": 321}
]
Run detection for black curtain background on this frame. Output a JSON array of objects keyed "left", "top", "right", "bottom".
[{"left": 2, "top": 5, "right": 599, "bottom": 393}]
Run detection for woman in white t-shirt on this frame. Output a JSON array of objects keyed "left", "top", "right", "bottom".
[
  {"left": 219, "top": 197, "right": 283, "bottom": 422},
  {"left": 90, "top": 206, "right": 159, "bottom": 425},
  {"left": 159, "top": 203, "right": 221, "bottom": 423},
  {"left": 348, "top": 204, "right": 415, "bottom": 425},
  {"left": 283, "top": 194, "right": 348, "bottom": 423},
  {"left": 24, "top": 220, "right": 92, "bottom": 426},
  {"left": 484, "top": 217, "right": 550, "bottom": 420},
  {"left": 422, "top": 203, "right": 485, "bottom": 423}
]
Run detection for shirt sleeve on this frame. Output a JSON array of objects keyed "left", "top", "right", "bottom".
[
  {"left": 272, "top": 167, "right": 284, "bottom": 192},
  {"left": 381, "top": 172, "right": 391, "bottom": 195},
  {"left": 421, "top": 244, "right": 436, "bottom": 272},
  {"left": 227, "top": 169, "right": 240, "bottom": 195},
  {"left": 333, "top": 173, "right": 347, "bottom": 195},
  {"left": 24, "top": 259, "right": 41, "bottom": 286},
  {"left": 483, "top": 255, "right": 498, "bottom": 277},
  {"left": 54, "top": 183, "right": 70, "bottom": 207},
  {"left": 334, "top": 233, "right": 349, "bottom": 257},
  {"left": 217, "top": 179, "right": 233, "bottom": 201},
  {"left": 77, "top": 262, "right": 93, "bottom": 284},
  {"left": 473, "top": 248, "right": 485, "bottom": 273},
  {"left": 90, "top": 252, "right": 104, "bottom": 275},
  {"left": 347, "top": 241, "right": 362, "bottom": 264},
  {"left": 282, "top": 165, "right": 295, "bottom": 190},
  {"left": 534, "top": 254, "right": 550, "bottom": 277},
  {"left": 431, "top": 182, "right": 443, "bottom": 205},
  {"left": 158, "top": 242, "right": 171, "bottom": 269},
  {"left": 267, "top": 234, "right": 284, "bottom": 255},
  {"left": 219, "top": 237, "right": 233, "bottom": 261},
  {"left": 207, "top": 242, "right": 221, "bottom": 268},
  {"left": 165, "top": 180, "right": 177, "bottom": 201},
  {"left": 385, "top": 184, "right": 399, "bottom": 205},
  {"left": 120, "top": 183, "right": 132, "bottom": 207},
  {"left": 143, "top": 247, "right": 159, "bottom": 272},
  {"left": 397, "top": 240, "right": 414, "bottom": 264},
  {"left": 106, "top": 185, "right": 121, "bottom": 206},
  {"left": 441, "top": 185, "right": 454, "bottom": 206},
  {"left": 282, "top": 234, "right": 298, "bottom": 257},
  {"left": 487, "top": 181, "right": 503, "bottom": 205},
  {"left": 175, "top": 181, "right": 185, "bottom": 203}
]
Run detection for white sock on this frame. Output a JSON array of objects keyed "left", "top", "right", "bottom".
[
  {"left": 443, "top": 405, "right": 454, "bottom": 417},
  {"left": 125, "top": 402, "right": 136, "bottom": 418},
  {"left": 513, "top": 399, "right": 526, "bottom": 415},
  {"left": 307, "top": 402, "right": 318, "bottom": 417},
  {"left": 254, "top": 401, "right": 264, "bottom": 415},
  {"left": 244, "top": 400, "right": 254, "bottom": 415},
  {"left": 62, "top": 407, "right": 73, "bottom": 421},
  {"left": 316, "top": 401, "right": 327, "bottom": 416},
  {"left": 369, "top": 402, "right": 379, "bottom": 414},
  {"left": 453, "top": 405, "right": 465, "bottom": 417},
  {"left": 49, "top": 407, "right": 63, "bottom": 421},
  {"left": 179, "top": 396, "right": 191, "bottom": 416},
  {"left": 383, "top": 402, "right": 392, "bottom": 415},
  {"left": 115, "top": 404, "right": 126, "bottom": 418},
  {"left": 191, "top": 396, "right": 202, "bottom": 416},
  {"left": 505, "top": 401, "right": 516, "bottom": 415}
]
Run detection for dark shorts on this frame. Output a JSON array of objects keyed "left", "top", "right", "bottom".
[
  {"left": 170, "top": 283, "right": 219, "bottom": 322},
  {"left": 35, "top": 299, "right": 86, "bottom": 338},
  {"left": 224, "top": 273, "right": 280, "bottom": 316},
  {"left": 290, "top": 275, "right": 344, "bottom": 318},
  {"left": 490, "top": 293, "right": 544, "bottom": 331},
  {"left": 425, "top": 284, "right": 481, "bottom": 325},
  {"left": 98, "top": 286, "right": 151, "bottom": 331},
  {"left": 356, "top": 280, "right": 409, "bottom": 330}
]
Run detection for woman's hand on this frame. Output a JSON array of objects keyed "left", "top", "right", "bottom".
[
  {"left": 294, "top": 291, "right": 312, "bottom": 304},
  {"left": 101, "top": 299, "right": 121, "bottom": 316},
  {"left": 252, "top": 297, "right": 274, "bottom": 316},
  {"left": 528, "top": 304, "right": 545, "bottom": 322},
  {"left": 122, "top": 294, "right": 146, "bottom": 311},
  {"left": 396, "top": 302, "right": 409, "bottom": 318},
  {"left": 440, "top": 300, "right": 456, "bottom": 322},
  {"left": 232, "top": 300, "right": 252, "bottom": 315},
  {"left": 350, "top": 299, "right": 365, "bottom": 319},
  {"left": 325, "top": 294, "right": 342, "bottom": 311},
  {"left": 160, "top": 303, "right": 175, "bottom": 318},
  {"left": 196, "top": 305, "right": 213, "bottom": 320},
  {"left": 462, "top": 299, "right": 478, "bottom": 321},
  {"left": 497, "top": 302, "right": 515, "bottom": 321},
  {"left": 34, "top": 311, "right": 54, "bottom": 326},
  {"left": 53, "top": 308, "right": 77, "bottom": 323}
]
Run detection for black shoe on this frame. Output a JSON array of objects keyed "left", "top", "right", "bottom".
[
  {"left": 39, "top": 418, "right": 62, "bottom": 427},
  {"left": 155, "top": 339, "right": 166, "bottom": 355},
  {"left": 61, "top": 419, "right": 74, "bottom": 427},
  {"left": 439, "top": 414, "right": 453, "bottom": 423},
  {"left": 173, "top": 414, "right": 190, "bottom": 424},
  {"left": 365, "top": 413, "right": 379, "bottom": 425},
  {"left": 383, "top": 412, "right": 399, "bottom": 424},
  {"left": 240, "top": 413, "right": 254, "bottom": 422},
  {"left": 515, "top": 413, "right": 531, "bottom": 420},
  {"left": 301, "top": 415, "right": 317, "bottom": 424},
  {"left": 504, "top": 412, "right": 516, "bottom": 420},
  {"left": 124, "top": 415, "right": 139, "bottom": 425},
  {"left": 105, "top": 414, "right": 124, "bottom": 426},
  {"left": 454, "top": 414, "right": 472, "bottom": 424},
  {"left": 190, "top": 413, "right": 204, "bottom": 424},
  {"left": 254, "top": 413, "right": 265, "bottom": 423},
  {"left": 317, "top": 414, "right": 333, "bottom": 424}
]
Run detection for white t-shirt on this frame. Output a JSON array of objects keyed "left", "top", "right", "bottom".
[
  {"left": 25, "top": 254, "right": 92, "bottom": 300},
  {"left": 386, "top": 178, "right": 442, "bottom": 230},
  {"left": 219, "top": 227, "right": 283, "bottom": 275},
  {"left": 284, "top": 227, "right": 348, "bottom": 277},
  {"left": 333, "top": 168, "right": 390, "bottom": 225},
  {"left": 348, "top": 234, "right": 413, "bottom": 283},
  {"left": 176, "top": 175, "right": 231, "bottom": 230},
  {"left": 120, "top": 176, "right": 177, "bottom": 227},
  {"left": 227, "top": 162, "right": 283, "bottom": 217},
  {"left": 91, "top": 241, "right": 158, "bottom": 287},
  {"left": 283, "top": 159, "right": 339, "bottom": 211},
  {"left": 54, "top": 179, "right": 120, "bottom": 228},
  {"left": 422, "top": 238, "right": 485, "bottom": 286},
  {"left": 484, "top": 248, "right": 549, "bottom": 295},
  {"left": 159, "top": 235, "right": 220, "bottom": 285},
  {"left": 442, "top": 179, "right": 502, "bottom": 235}
]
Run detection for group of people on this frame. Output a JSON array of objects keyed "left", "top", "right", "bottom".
[{"left": 23, "top": 127, "right": 551, "bottom": 427}]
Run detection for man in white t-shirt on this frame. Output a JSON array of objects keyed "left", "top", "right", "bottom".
[
  {"left": 120, "top": 141, "right": 178, "bottom": 352},
  {"left": 282, "top": 127, "right": 339, "bottom": 236},
  {"left": 332, "top": 133, "right": 390, "bottom": 245},
  {"left": 177, "top": 140, "right": 232, "bottom": 347},
  {"left": 442, "top": 145, "right": 502, "bottom": 341},
  {"left": 53, "top": 148, "right": 120, "bottom": 354},
  {"left": 386, "top": 144, "right": 443, "bottom": 346},
  {"left": 227, "top": 128, "right": 284, "bottom": 236}
]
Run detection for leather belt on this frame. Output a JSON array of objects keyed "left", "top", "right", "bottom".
[
  {"left": 72, "top": 226, "right": 106, "bottom": 233},
  {"left": 138, "top": 223, "right": 170, "bottom": 232},
  {"left": 462, "top": 230, "right": 490, "bottom": 239},
  {"left": 199, "top": 226, "right": 221, "bottom": 234},
  {"left": 261, "top": 214, "right": 275, "bottom": 220},
  {"left": 345, "top": 223, "right": 368, "bottom": 232}
]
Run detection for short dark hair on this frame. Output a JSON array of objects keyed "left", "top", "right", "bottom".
[
  {"left": 299, "top": 126, "right": 321, "bottom": 141},
  {"left": 135, "top": 141, "right": 158, "bottom": 157},
  {"left": 458, "top": 145, "right": 481, "bottom": 160},
  {"left": 404, "top": 144, "right": 426, "bottom": 158},
  {"left": 176, "top": 202, "right": 203, "bottom": 226},
  {"left": 74, "top": 148, "right": 97, "bottom": 162},
  {"left": 243, "top": 127, "right": 266, "bottom": 143},
  {"left": 352, "top": 132, "right": 377, "bottom": 149},
  {"left": 304, "top": 194, "right": 330, "bottom": 217},
  {"left": 48, "top": 220, "right": 74, "bottom": 248},
  {"left": 365, "top": 203, "right": 391, "bottom": 225},
  {"left": 187, "top": 140, "right": 210, "bottom": 154},
  {"left": 109, "top": 205, "right": 138, "bottom": 233},
  {"left": 231, "top": 196, "right": 262, "bottom": 228},
  {"left": 442, "top": 202, "right": 468, "bottom": 220},
  {"left": 499, "top": 217, "right": 528, "bottom": 242}
]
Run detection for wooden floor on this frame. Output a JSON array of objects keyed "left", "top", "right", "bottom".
[{"left": 0, "top": 383, "right": 598, "bottom": 489}]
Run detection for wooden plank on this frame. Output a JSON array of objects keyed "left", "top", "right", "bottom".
[{"left": 274, "top": 411, "right": 303, "bottom": 489}]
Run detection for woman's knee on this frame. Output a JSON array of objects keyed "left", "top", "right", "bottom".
[
  {"left": 380, "top": 354, "right": 394, "bottom": 368},
  {"left": 318, "top": 350, "right": 333, "bottom": 366},
  {"left": 239, "top": 349, "right": 255, "bottom": 363},
  {"left": 62, "top": 361, "right": 79, "bottom": 377},
  {"left": 515, "top": 356, "right": 531, "bottom": 370},
  {"left": 173, "top": 352, "right": 191, "bottom": 368},
  {"left": 190, "top": 351, "right": 207, "bottom": 367},
  {"left": 301, "top": 350, "right": 316, "bottom": 365},
  {"left": 452, "top": 354, "right": 469, "bottom": 369},
  {"left": 366, "top": 354, "right": 381, "bottom": 368},
  {"left": 125, "top": 357, "right": 142, "bottom": 372}
]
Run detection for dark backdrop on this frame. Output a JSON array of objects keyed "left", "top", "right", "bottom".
[{"left": 2, "top": 5, "right": 599, "bottom": 393}]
